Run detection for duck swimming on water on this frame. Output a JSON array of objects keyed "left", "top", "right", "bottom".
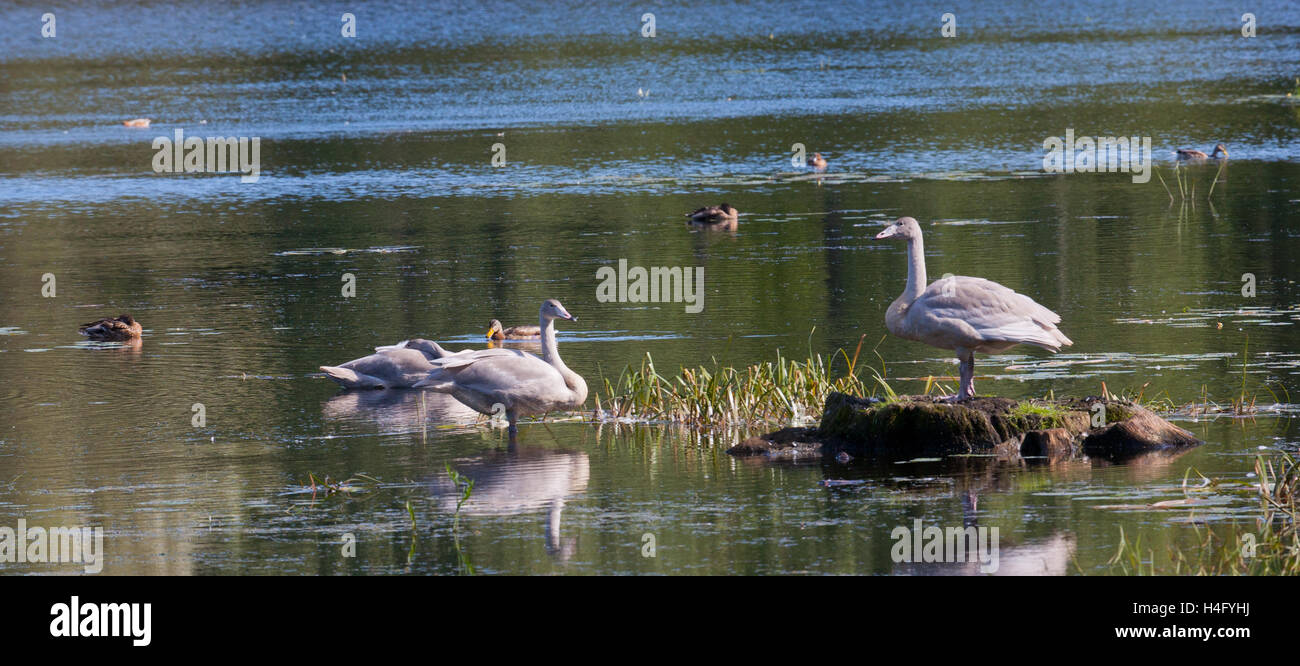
[
  {"left": 686, "top": 204, "right": 738, "bottom": 224},
  {"left": 79, "top": 315, "right": 143, "bottom": 341},
  {"left": 487, "top": 319, "right": 541, "bottom": 340},
  {"left": 874, "top": 217, "right": 1072, "bottom": 401},
  {"left": 1175, "top": 144, "right": 1228, "bottom": 160}
]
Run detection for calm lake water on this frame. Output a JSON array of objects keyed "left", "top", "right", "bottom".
[{"left": 1, "top": 0, "right": 1298, "bottom": 575}]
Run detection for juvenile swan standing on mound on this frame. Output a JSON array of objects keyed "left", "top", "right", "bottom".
[
  {"left": 320, "top": 338, "right": 457, "bottom": 389},
  {"left": 874, "top": 217, "right": 1072, "bottom": 401},
  {"left": 417, "top": 299, "right": 587, "bottom": 437}
]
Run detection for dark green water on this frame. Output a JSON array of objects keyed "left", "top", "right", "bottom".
[{"left": 1, "top": 0, "right": 1298, "bottom": 574}]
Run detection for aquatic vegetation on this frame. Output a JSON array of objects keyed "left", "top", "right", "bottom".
[
  {"left": 445, "top": 463, "right": 476, "bottom": 576},
  {"left": 595, "top": 333, "right": 885, "bottom": 427},
  {"left": 1152, "top": 159, "right": 1227, "bottom": 203},
  {"left": 1008, "top": 400, "right": 1068, "bottom": 429},
  {"left": 306, "top": 472, "right": 378, "bottom": 498},
  {"left": 1108, "top": 453, "right": 1299, "bottom": 575}
]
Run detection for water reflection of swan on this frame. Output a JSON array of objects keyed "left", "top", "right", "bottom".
[
  {"left": 322, "top": 389, "right": 481, "bottom": 432},
  {"left": 892, "top": 531, "right": 1076, "bottom": 576},
  {"left": 427, "top": 448, "right": 590, "bottom": 560}
]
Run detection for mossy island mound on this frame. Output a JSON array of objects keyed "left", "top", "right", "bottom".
[{"left": 729, "top": 392, "right": 1201, "bottom": 463}]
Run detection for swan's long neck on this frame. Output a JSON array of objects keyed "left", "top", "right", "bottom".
[
  {"left": 901, "top": 234, "right": 927, "bottom": 305},
  {"left": 540, "top": 316, "right": 589, "bottom": 406}
]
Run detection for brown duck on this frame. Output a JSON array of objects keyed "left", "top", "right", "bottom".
[
  {"left": 487, "top": 319, "right": 541, "bottom": 340},
  {"left": 685, "top": 203, "right": 739, "bottom": 224},
  {"left": 1175, "top": 144, "right": 1228, "bottom": 160},
  {"left": 807, "top": 152, "right": 828, "bottom": 169},
  {"left": 79, "top": 314, "right": 143, "bottom": 341}
]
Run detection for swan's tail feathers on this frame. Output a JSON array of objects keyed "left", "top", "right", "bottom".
[
  {"left": 320, "top": 365, "right": 384, "bottom": 389},
  {"left": 1050, "top": 327, "right": 1073, "bottom": 349},
  {"left": 980, "top": 321, "right": 1073, "bottom": 353},
  {"left": 1019, "top": 326, "right": 1072, "bottom": 353}
]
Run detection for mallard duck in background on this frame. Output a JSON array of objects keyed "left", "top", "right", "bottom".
[
  {"left": 808, "top": 152, "right": 828, "bottom": 169},
  {"left": 1175, "top": 144, "right": 1228, "bottom": 160},
  {"left": 79, "top": 315, "right": 143, "bottom": 341},
  {"left": 686, "top": 203, "right": 739, "bottom": 224},
  {"left": 488, "top": 319, "right": 541, "bottom": 340},
  {"left": 122, "top": 118, "right": 151, "bottom": 128}
]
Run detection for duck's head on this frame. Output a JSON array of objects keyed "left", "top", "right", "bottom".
[
  {"left": 874, "top": 216, "right": 922, "bottom": 241},
  {"left": 1213, "top": 144, "right": 1229, "bottom": 158},
  {"left": 541, "top": 298, "right": 577, "bottom": 323},
  {"left": 486, "top": 319, "right": 504, "bottom": 339},
  {"left": 719, "top": 203, "right": 737, "bottom": 215},
  {"left": 117, "top": 314, "right": 136, "bottom": 325}
]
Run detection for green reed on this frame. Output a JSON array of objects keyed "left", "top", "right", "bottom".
[
  {"left": 1107, "top": 452, "right": 1298, "bottom": 575},
  {"left": 595, "top": 332, "right": 889, "bottom": 427}
]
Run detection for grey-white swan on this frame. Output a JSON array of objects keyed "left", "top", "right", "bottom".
[
  {"left": 416, "top": 299, "right": 587, "bottom": 437},
  {"left": 874, "top": 217, "right": 1072, "bottom": 401},
  {"left": 320, "top": 338, "right": 455, "bottom": 389}
]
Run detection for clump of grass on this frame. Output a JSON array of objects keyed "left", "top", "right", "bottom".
[
  {"left": 1008, "top": 401, "right": 1068, "bottom": 429},
  {"left": 1108, "top": 452, "right": 1299, "bottom": 575},
  {"left": 595, "top": 332, "right": 889, "bottom": 427}
]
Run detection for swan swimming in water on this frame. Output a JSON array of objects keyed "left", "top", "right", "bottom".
[
  {"left": 320, "top": 338, "right": 456, "bottom": 389},
  {"left": 416, "top": 299, "right": 587, "bottom": 438},
  {"left": 874, "top": 217, "right": 1072, "bottom": 401}
]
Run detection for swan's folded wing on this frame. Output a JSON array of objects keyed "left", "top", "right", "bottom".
[
  {"left": 416, "top": 351, "right": 559, "bottom": 392},
  {"left": 917, "top": 276, "right": 1070, "bottom": 349},
  {"left": 427, "top": 348, "right": 529, "bottom": 370}
]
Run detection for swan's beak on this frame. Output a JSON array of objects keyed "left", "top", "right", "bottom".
[{"left": 874, "top": 226, "right": 900, "bottom": 240}]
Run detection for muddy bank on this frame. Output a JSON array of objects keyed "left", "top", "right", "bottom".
[{"left": 728, "top": 392, "right": 1202, "bottom": 462}]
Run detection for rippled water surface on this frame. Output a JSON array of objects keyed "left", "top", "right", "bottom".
[{"left": 1, "top": 0, "right": 1299, "bottom": 574}]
